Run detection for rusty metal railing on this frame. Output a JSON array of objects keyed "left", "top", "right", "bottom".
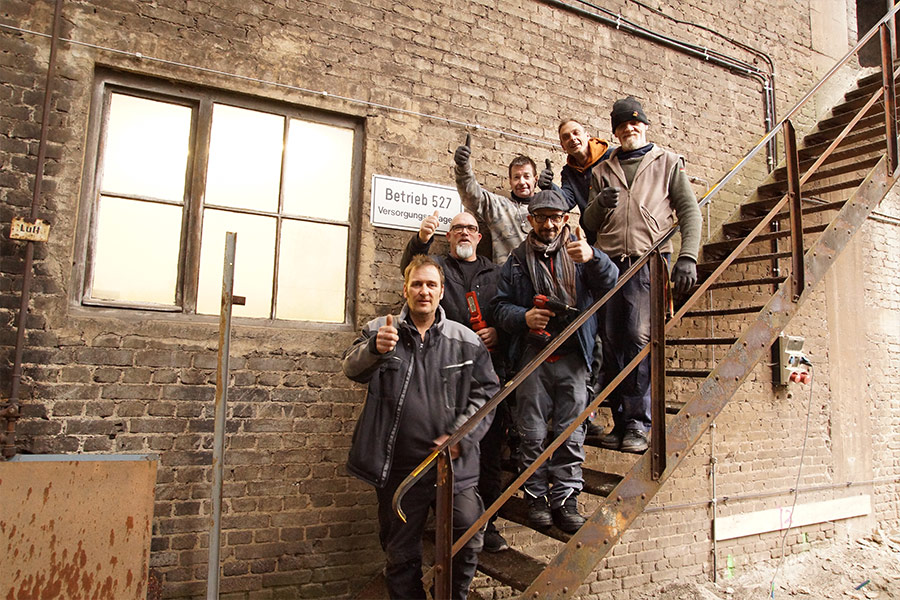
[{"left": 393, "top": 6, "right": 900, "bottom": 597}]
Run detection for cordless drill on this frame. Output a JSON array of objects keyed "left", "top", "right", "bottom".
[
  {"left": 527, "top": 294, "right": 579, "bottom": 346},
  {"left": 465, "top": 291, "right": 487, "bottom": 332},
  {"left": 465, "top": 291, "right": 493, "bottom": 352}
]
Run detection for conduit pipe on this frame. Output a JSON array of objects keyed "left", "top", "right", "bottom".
[
  {"left": 2, "top": 0, "right": 64, "bottom": 460},
  {"left": 539, "top": 0, "right": 778, "bottom": 170}
]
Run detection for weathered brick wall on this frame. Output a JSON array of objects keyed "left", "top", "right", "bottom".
[{"left": 2, "top": 0, "right": 897, "bottom": 598}]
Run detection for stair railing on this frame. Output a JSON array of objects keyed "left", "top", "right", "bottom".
[{"left": 392, "top": 6, "right": 899, "bottom": 598}]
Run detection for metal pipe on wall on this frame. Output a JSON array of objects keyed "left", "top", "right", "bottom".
[{"left": 2, "top": 0, "right": 65, "bottom": 460}]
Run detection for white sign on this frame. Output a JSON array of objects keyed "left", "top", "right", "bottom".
[{"left": 370, "top": 174, "right": 462, "bottom": 234}]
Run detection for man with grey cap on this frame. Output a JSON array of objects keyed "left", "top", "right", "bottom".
[
  {"left": 493, "top": 189, "right": 618, "bottom": 533},
  {"left": 583, "top": 96, "right": 702, "bottom": 453}
]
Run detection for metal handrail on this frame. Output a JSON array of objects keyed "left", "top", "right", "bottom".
[{"left": 392, "top": 5, "right": 900, "bottom": 594}]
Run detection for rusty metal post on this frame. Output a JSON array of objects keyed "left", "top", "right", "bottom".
[
  {"left": 649, "top": 251, "right": 666, "bottom": 480},
  {"left": 433, "top": 450, "right": 454, "bottom": 600},
  {"left": 3, "top": 0, "right": 65, "bottom": 461},
  {"left": 782, "top": 120, "right": 805, "bottom": 302},
  {"left": 207, "top": 232, "right": 237, "bottom": 599},
  {"left": 881, "top": 22, "right": 898, "bottom": 175}
]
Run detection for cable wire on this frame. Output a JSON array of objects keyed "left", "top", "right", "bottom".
[{"left": 768, "top": 364, "right": 815, "bottom": 598}]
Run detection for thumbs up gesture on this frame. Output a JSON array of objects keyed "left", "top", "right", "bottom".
[
  {"left": 418, "top": 210, "right": 441, "bottom": 243},
  {"left": 454, "top": 133, "right": 472, "bottom": 166},
  {"left": 538, "top": 158, "right": 554, "bottom": 190},
  {"left": 376, "top": 314, "right": 399, "bottom": 354},
  {"left": 566, "top": 225, "right": 593, "bottom": 264}
]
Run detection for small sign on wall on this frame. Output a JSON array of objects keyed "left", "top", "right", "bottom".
[
  {"left": 370, "top": 174, "right": 463, "bottom": 234},
  {"left": 10, "top": 217, "right": 51, "bottom": 242}
]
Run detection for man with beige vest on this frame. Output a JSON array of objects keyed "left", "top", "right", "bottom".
[{"left": 583, "top": 96, "right": 702, "bottom": 453}]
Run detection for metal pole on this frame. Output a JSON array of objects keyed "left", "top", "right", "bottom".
[
  {"left": 3, "top": 0, "right": 65, "bottom": 460},
  {"left": 649, "top": 251, "right": 666, "bottom": 480},
  {"left": 433, "top": 451, "right": 454, "bottom": 600},
  {"left": 782, "top": 120, "right": 805, "bottom": 302},
  {"left": 881, "top": 22, "right": 898, "bottom": 175},
  {"left": 207, "top": 232, "right": 238, "bottom": 599}
]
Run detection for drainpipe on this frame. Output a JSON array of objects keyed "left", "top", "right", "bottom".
[{"left": 2, "top": 0, "right": 64, "bottom": 460}]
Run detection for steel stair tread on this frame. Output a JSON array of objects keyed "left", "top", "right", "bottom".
[
  {"left": 668, "top": 336, "right": 738, "bottom": 345},
  {"left": 499, "top": 496, "right": 573, "bottom": 543},
  {"left": 476, "top": 546, "right": 546, "bottom": 592},
  {"left": 697, "top": 251, "right": 791, "bottom": 273},
  {"left": 735, "top": 199, "right": 846, "bottom": 225},
  {"left": 683, "top": 305, "right": 766, "bottom": 317},
  {"left": 702, "top": 223, "right": 829, "bottom": 259}
]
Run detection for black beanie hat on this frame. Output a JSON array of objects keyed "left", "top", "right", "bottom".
[{"left": 611, "top": 96, "right": 650, "bottom": 132}]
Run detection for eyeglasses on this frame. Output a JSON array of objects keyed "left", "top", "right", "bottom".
[
  {"left": 449, "top": 224, "right": 479, "bottom": 234},
  {"left": 531, "top": 213, "right": 565, "bottom": 224}
]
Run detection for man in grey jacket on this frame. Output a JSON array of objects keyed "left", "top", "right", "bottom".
[
  {"left": 583, "top": 96, "right": 702, "bottom": 453},
  {"left": 453, "top": 133, "right": 540, "bottom": 265},
  {"left": 343, "top": 254, "right": 500, "bottom": 600}
]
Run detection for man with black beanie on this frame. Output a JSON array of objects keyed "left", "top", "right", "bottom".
[{"left": 583, "top": 96, "right": 702, "bottom": 453}]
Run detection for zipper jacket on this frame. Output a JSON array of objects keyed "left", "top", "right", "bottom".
[{"left": 343, "top": 305, "right": 500, "bottom": 492}]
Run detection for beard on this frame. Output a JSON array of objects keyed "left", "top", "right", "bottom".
[
  {"left": 455, "top": 242, "right": 475, "bottom": 260},
  {"left": 619, "top": 135, "right": 646, "bottom": 152}
]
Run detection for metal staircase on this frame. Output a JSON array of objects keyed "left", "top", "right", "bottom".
[{"left": 371, "top": 10, "right": 900, "bottom": 600}]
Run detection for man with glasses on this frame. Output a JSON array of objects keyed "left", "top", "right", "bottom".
[
  {"left": 400, "top": 210, "right": 510, "bottom": 552},
  {"left": 493, "top": 190, "right": 618, "bottom": 533}
]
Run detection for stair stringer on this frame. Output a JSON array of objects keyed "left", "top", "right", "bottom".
[{"left": 518, "top": 152, "right": 900, "bottom": 600}]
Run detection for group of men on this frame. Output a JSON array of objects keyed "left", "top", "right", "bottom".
[{"left": 342, "top": 97, "right": 702, "bottom": 599}]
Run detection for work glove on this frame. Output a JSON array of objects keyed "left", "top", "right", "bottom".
[
  {"left": 538, "top": 159, "right": 554, "bottom": 190},
  {"left": 454, "top": 133, "right": 471, "bottom": 166},
  {"left": 596, "top": 186, "right": 620, "bottom": 209},
  {"left": 671, "top": 257, "right": 697, "bottom": 295}
]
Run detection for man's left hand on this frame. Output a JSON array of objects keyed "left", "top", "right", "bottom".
[
  {"left": 566, "top": 226, "right": 593, "bottom": 263},
  {"left": 476, "top": 326, "right": 498, "bottom": 350},
  {"left": 431, "top": 433, "right": 460, "bottom": 459},
  {"left": 671, "top": 257, "right": 697, "bottom": 295}
]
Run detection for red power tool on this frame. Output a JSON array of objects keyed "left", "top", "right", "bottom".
[
  {"left": 527, "top": 294, "right": 578, "bottom": 346},
  {"left": 465, "top": 291, "right": 487, "bottom": 331},
  {"left": 465, "top": 291, "right": 493, "bottom": 352}
]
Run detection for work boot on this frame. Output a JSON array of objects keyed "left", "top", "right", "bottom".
[
  {"left": 483, "top": 523, "right": 509, "bottom": 553},
  {"left": 585, "top": 420, "right": 604, "bottom": 438},
  {"left": 526, "top": 495, "right": 552, "bottom": 529},
  {"left": 597, "top": 428, "right": 623, "bottom": 449},
  {"left": 552, "top": 496, "right": 586, "bottom": 533},
  {"left": 620, "top": 429, "right": 649, "bottom": 453}
]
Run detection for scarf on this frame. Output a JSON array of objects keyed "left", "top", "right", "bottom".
[{"left": 524, "top": 225, "right": 576, "bottom": 306}]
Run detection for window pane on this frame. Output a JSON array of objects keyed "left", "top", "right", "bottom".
[
  {"left": 91, "top": 196, "right": 181, "bottom": 304},
  {"left": 276, "top": 220, "right": 348, "bottom": 322},
  {"left": 197, "top": 209, "right": 275, "bottom": 318},
  {"left": 101, "top": 93, "right": 192, "bottom": 202},
  {"left": 283, "top": 119, "right": 354, "bottom": 221},
  {"left": 205, "top": 104, "right": 283, "bottom": 212}
]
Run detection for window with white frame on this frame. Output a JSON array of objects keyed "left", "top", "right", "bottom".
[{"left": 79, "top": 72, "right": 360, "bottom": 323}]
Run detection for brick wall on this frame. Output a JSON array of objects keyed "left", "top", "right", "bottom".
[{"left": 2, "top": 0, "right": 898, "bottom": 598}]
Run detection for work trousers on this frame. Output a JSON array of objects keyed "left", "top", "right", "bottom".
[
  {"left": 375, "top": 470, "right": 484, "bottom": 600},
  {"left": 478, "top": 400, "right": 508, "bottom": 524},
  {"left": 514, "top": 351, "right": 587, "bottom": 508},
  {"left": 600, "top": 255, "right": 663, "bottom": 434}
]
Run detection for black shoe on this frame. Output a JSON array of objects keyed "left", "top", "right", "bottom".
[
  {"left": 552, "top": 497, "right": 586, "bottom": 533},
  {"left": 526, "top": 495, "right": 552, "bottom": 529},
  {"left": 585, "top": 420, "right": 604, "bottom": 438},
  {"left": 620, "top": 429, "right": 649, "bottom": 453},
  {"left": 483, "top": 527, "right": 509, "bottom": 553},
  {"left": 597, "top": 429, "right": 623, "bottom": 449}
]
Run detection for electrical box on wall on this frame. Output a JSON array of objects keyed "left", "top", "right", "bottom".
[{"left": 774, "top": 333, "right": 807, "bottom": 386}]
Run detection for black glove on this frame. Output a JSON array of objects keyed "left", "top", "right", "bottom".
[
  {"left": 454, "top": 133, "right": 471, "bottom": 166},
  {"left": 596, "top": 186, "right": 620, "bottom": 209},
  {"left": 671, "top": 257, "right": 697, "bottom": 295},
  {"left": 538, "top": 159, "right": 554, "bottom": 190}
]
